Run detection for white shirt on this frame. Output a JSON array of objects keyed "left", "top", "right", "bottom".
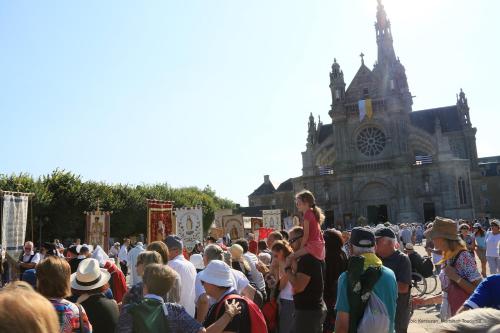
[
  {"left": 168, "top": 254, "right": 197, "bottom": 317},
  {"left": 485, "top": 231, "right": 500, "bottom": 257},
  {"left": 118, "top": 245, "right": 128, "bottom": 262},
  {"left": 194, "top": 267, "right": 250, "bottom": 306},
  {"left": 243, "top": 252, "right": 266, "bottom": 291},
  {"left": 127, "top": 245, "right": 145, "bottom": 286},
  {"left": 22, "top": 252, "right": 41, "bottom": 264},
  {"left": 279, "top": 281, "right": 294, "bottom": 301}
]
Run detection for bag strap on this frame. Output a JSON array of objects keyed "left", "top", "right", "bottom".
[
  {"left": 76, "top": 303, "right": 84, "bottom": 333},
  {"left": 215, "top": 294, "right": 244, "bottom": 318},
  {"left": 450, "top": 250, "right": 467, "bottom": 268}
]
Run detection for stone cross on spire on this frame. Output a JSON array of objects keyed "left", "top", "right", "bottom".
[{"left": 360, "top": 52, "right": 365, "bottom": 65}]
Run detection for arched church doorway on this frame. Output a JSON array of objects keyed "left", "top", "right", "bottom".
[{"left": 358, "top": 181, "right": 394, "bottom": 225}]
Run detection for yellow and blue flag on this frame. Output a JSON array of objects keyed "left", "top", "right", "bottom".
[{"left": 358, "top": 99, "right": 373, "bottom": 121}]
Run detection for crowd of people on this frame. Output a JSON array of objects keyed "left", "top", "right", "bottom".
[{"left": 0, "top": 189, "right": 499, "bottom": 333}]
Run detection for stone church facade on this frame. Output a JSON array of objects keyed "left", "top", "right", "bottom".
[{"left": 248, "top": 1, "right": 486, "bottom": 227}]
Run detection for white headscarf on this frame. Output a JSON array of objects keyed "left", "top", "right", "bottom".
[{"left": 91, "top": 245, "right": 109, "bottom": 267}]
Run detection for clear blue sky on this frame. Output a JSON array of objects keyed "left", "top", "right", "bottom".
[{"left": 1, "top": 0, "right": 499, "bottom": 205}]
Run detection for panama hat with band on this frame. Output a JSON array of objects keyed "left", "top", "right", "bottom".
[
  {"left": 424, "top": 216, "right": 460, "bottom": 241},
  {"left": 71, "top": 258, "right": 111, "bottom": 291}
]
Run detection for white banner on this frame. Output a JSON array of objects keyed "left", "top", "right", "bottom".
[
  {"left": 1, "top": 194, "right": 29, "bottom": 259},
  {"left": 175, "top": 207, "right": 203, "bottom": 252},
  {"left": 214, "top": 209, "right": 232, "bottom": 228},
  {"left": 262, "top": 209, "right": 281, "bottom": 230},
  {"left": 222, "top": 214, "right": 244, "bottom": 241}
]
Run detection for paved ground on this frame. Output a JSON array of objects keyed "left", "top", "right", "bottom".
[
  {"left": 408, "top": 242, "right": 442, "bottom": 333},
  {"left": 408, "top": 241, "right": 489, "bottom": 333}
]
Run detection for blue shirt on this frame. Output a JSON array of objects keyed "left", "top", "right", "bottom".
[
  {"left": 336, "top": 266, "right": 397, "bottom": 333},
  {"left": 464, "top": 274, "right": 500, "bottom": 310}
]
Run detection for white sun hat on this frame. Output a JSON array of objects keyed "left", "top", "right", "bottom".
[
  {"left": 190, "top": 253, "right": 205, "bottom": 270},
  {"left": 71, "top": 258, "right": 111, "bottom": 291},
  {"left": 198, "top": 260, "right": 233, "bottom": 287}
]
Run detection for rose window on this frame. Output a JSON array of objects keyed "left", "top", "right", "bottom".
[{"left": 356, "top": 127, "right": 386, "bottom": 156}]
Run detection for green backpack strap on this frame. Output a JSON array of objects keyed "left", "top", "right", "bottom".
[
  {"left": 346, "top": 256, "right": 382, "bottom": 333},
  {"left": 129, "top": 299, "right": 171, "bottom": 333}
]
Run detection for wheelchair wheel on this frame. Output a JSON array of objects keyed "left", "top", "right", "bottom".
[
  {"left": 425, "top": 275, "right": 438, "bottom": 294},
  {"left": 411, "top": 272, "right": 427, "bottom": 297}
]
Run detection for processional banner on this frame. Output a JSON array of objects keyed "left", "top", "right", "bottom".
[
  {"left": 147, "top": 200, "right": 173, "bottom": 243},
  {"left": 214, "top": 209, "right": 233, "bottom": 228},
  {"left": 175, "top": 207, "right": 203, "bottom": 252},
  {"left": 250, "top": 217, "right": 263, "bottom": 233},
  {"left": 85, "top": 211, "right": 111, "bottom": 252},
  {"left": 209, "top": 227, "right": 224, "bottom": 240},
  {"left": 1, "top": 194, "right": 29, "bottom": 259},
  {"left": 262, "top": 209, "right": 281, "bottom": 230},
  {"left": 283, "top": 216, "right": 294, "bottom": 231},
  {"left": 222, "top": 214, "right": 244, "bottom": 241}
]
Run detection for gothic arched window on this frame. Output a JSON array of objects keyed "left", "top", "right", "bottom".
[{"left": 357, "top": 127, "right": 386, "bottom": 157}]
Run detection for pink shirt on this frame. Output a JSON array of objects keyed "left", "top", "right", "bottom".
[{"left": 304, "top": 210, "right": 325, "bottom": 260}]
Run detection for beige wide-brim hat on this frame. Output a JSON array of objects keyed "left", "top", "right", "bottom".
[
  {"left": 424, "top": 216, "right": 460, "bottom": 241},
  {"left": 71, "top": 258, "right": 111, "bottom": 291}
]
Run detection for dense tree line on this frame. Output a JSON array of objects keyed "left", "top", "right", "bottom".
[{"left": 0, "top": 170, "right": 234, "bottom": 244}]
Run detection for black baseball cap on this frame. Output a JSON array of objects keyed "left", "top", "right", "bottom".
[
  {"left": 375, "top": 227, "right": 396, "bottom": 239},
  {"left": 350, "top": 227, "right": 376, "bottom": 248}
]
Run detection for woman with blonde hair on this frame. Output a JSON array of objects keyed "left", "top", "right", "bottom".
[
  {"left": 413, "top": 217, "right": 482, "bottom": 320},
  {"left": 271, "top": 240, "right": 295, "bottom": 333},
  {"left": 0, "top": 281, "right": 60, "bottom": 333},
  {"left": 229, "top": 244, "right": 251, "bottom": 276}
]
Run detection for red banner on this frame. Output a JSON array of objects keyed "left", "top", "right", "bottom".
[
  {"left": 147, "top": 200, "right": 173, "bottom": 243},
  {"left": 257, "top": 227, "right": 274, "bottom": 241}
]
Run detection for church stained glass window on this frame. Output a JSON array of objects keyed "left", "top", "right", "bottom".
[{"left": 356, "top": 127, "right": 386, "bottom": 156}]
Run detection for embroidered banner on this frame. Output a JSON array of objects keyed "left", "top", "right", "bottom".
[
  {"left": 222, "top": 214, "right": 244, "bottom": 241},
  {"left": 250, "top": 217, "right": 263, "bottom": 233},
  {"left": 214, "top": 209, "right": 233, "bottom": 228},
  {"left": 85, "top": 211, "right": 111, "bottom": 252},
  {"left": 257, "top": 227, "right": 274, "bottom": 241},
  {"left": 209, "top": 227, "right": 224, "bottom": 240},
  {"left": 147, "top": 200, "right": 173, "bottom": 243},
  {"left": 1, "top": 194, "right": 29, "bottom": 259},
  {"left": 175, "top": 207, "right": 203, "bottom": 252},
  {"left": 262, "top": 209, "right": 282, "bottom": 230}
]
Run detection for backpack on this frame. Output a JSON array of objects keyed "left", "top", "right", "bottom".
[
  {"left": 215, "top": 294, "right": 267, "bottom": 333},
  {"left": 418, "top": 256, "right": 434, "bottom": 278},
  {"left": 357, "top": 291, "right": 390, "bottom": 333},
  {"left": 128, "top": 298, "right": 171, "bottom": 333}
]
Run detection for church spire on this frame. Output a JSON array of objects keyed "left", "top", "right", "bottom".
[{"left": 375, "top": 0, "right": 396, "bottom": 65}]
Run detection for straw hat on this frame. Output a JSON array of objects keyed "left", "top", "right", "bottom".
[
  {"left": 198, "top": 260, "right": 233, "bottom": 287},
  {"left": 424, "top": 217, "right": 460, "bottom": 241},
  {"left": 71, "top": 258, "right": 111, "bottom": 291}
]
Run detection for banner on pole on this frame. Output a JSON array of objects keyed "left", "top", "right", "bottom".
[
  {"left": 262, "top": 209, "right": 281, "bottom": 230},
  {"left": 1, "top": 194, "right": 29, "bottom": 259},
  {"left": 209, "top": 227, "right": 224, "bottom": 240},
  {"left": 250, "top": 217, "right": 263, "bottom": 233},
  {"left": 175, "top": 207, "right": 203, "bottom": 253},
  {"left": 257, "top": 227, "right": 274, "bottom": 241},
  {"left": 147, "top": 200, "right": 173, "bottom": 243},
  {"left": 283, "top": 216, "right": 294, "bottom": 231},
  {"left": 214, "top": 209, "right": 232, "bottom": 228},
  {"left": 222, "top": 214, "right": 244, "bottom": 240},
  {"left": 85, "top": 211, "right": 111, "bottom": 252}
]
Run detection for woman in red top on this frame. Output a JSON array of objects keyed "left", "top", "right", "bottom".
[{"left": 290, "top": 190, "right": 325, "bottom": 261}]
